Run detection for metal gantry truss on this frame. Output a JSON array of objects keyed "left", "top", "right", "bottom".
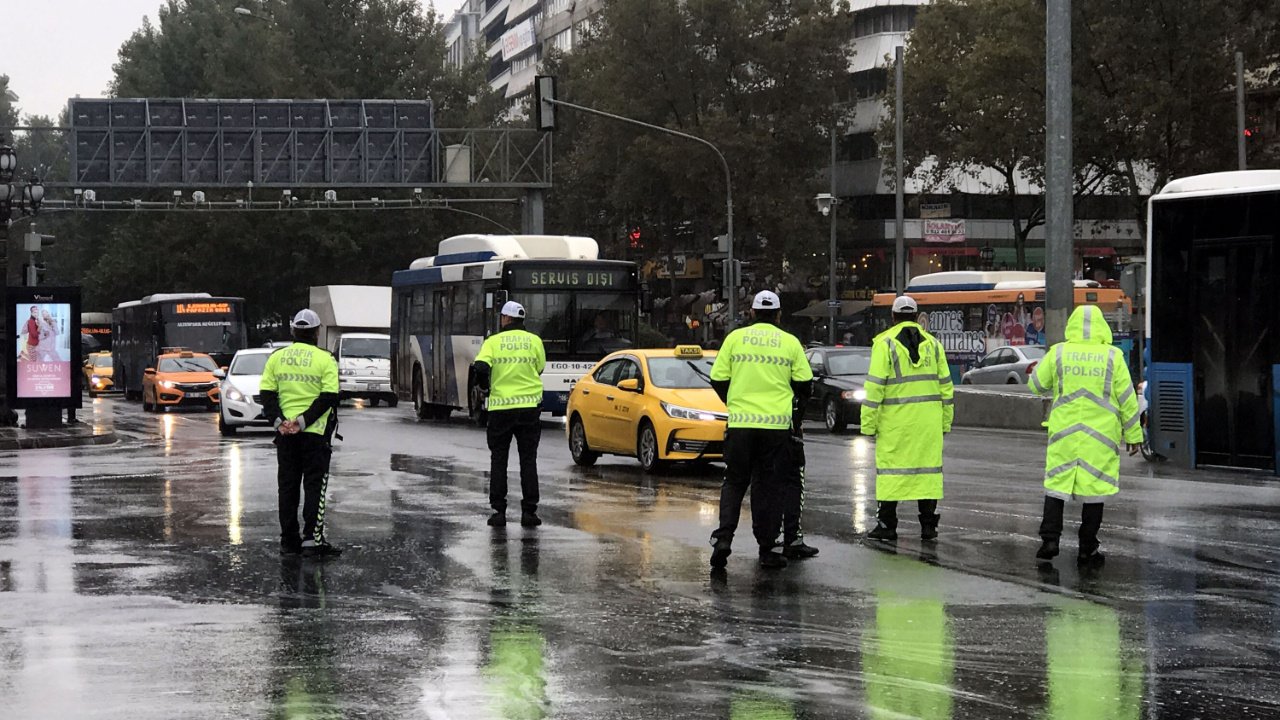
[{"left": 2, "top": 126, "right": 551, "bottom": 190}]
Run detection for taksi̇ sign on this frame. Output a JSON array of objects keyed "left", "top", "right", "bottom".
[{"left": 924, "top": 219, "right": 966, "bottom": 244}]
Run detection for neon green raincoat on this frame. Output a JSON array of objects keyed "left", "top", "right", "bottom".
[
  {"left": 861, "top": 321, "right": 954, "bottom": 501},
  {"left": 1029, "top": 305, "right": 1142, "bottom": 501}
]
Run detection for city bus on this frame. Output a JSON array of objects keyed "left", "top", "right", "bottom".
[
  {"left": 391, "top": 234, "right": 640, "bottom": 422},
  {"left": 81, "top": 312, "right": 113, "bottom": 355},
  {"left": 1147, "top": 170, "right": 1280, "bottom": 473},
  {"left": 871, "top": 271, "right": 1132, "bottom": 380},
  {"left": 112, "top": 293, "right": 248, "bottom": 400}
]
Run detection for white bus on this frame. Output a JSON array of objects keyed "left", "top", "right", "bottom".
[{"left": 391, "top": 234, "right": 641, "bottom": 422}]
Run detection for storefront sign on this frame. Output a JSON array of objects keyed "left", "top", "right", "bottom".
[
  {"left": 924, "top": 219, "right": 966, "bottom": 244},
  {"left": 920, "top": 202, "right": 952, "bottom": 219},
  {"left": 501, "top": 18, "right": 537, "bottom": 61}
]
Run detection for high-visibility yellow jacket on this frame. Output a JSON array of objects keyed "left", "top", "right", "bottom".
[
  {"left": 260, "top": 342, "right": 339, "bottom": 436},
  {"left": 1028, "top": 305, "right": 1142, "bottom": 501},
  {"left": 475, "top": 328, "right": 546, "bottom": 411},
  {"left": 861, "top": 321, "right": 953, "bottom": 501},
  {"left": 710, "top": 322, "right": 812, "bottom": 430}
]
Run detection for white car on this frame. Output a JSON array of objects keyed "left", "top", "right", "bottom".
[{"left": 216, "top": 347, "right": 275, "bottom": 436}]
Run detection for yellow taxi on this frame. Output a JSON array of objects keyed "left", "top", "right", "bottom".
[
  {"left": 566, "top": 345, "right": 726, "bottom": 472},
  {"left": 83, "top": 352, "right": 115, "bottom": 397},
  {"left": 143, "top": 350, "right": 222, "bottom": 412}
]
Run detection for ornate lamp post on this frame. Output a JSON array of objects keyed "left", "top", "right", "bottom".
[{"left": 0, "top": 137, "right": 46, "bottom": 425}]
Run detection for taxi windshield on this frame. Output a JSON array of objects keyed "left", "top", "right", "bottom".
[
  {"left": 158, "top": 356, "right": 218, "bottom": 373},
  {"left": 648, "top": 358, "right": 714, "bottom": 389},
  {"left": 92, "top": 356, "right": 113, "bottom": 368}
]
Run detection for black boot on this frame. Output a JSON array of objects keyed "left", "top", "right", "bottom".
[
  {"left": 1037, "top": 496, "right": 1064, "bottom": 561},
  {"left": 782, "top": 537, "right": 820, "bottom": 559},
  {"left": 918, "top": 499, "right": 940, "bottom": 541},
  {"left": 1078, "top": 502, "right": 1105, "bottom": 564},
  {"left": 867, "top": 501, "right": 898, "bottom": 542},
  {"left": 710, "top": 538, "right": 732, "bottom": 569}
]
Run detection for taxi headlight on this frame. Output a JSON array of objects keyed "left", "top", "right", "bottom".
[
  {"left": 842, "top": 389, "right": 867, "bottom": 402},
  {"left": 661, "top": 401, "right": 719, "bottom": 422},
  {"left": 90, "top": 375, "right": 101, "bottom": 384},
  {"left": 160, "top": 380, "right": 176, "bottom": 389}
]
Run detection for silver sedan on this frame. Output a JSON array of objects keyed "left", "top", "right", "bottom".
[{"left": 960, "top": 345, "right": 1047, "bottom": 385}]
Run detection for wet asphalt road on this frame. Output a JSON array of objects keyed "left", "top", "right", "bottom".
[{"left": 2, "top": 398, "right": 1279, "bottom": 719}]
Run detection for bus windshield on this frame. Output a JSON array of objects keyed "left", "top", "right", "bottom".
[{"left": 511, "top": 291, "right": 635, "bottom": 359}]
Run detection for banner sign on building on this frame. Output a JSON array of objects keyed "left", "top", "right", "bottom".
[
  {"left": 502, "top": 18, "right": 538, "bottom": 60},
  {"left": 924, "top": 219, "right": 966, "bottom": 244},
  {"left": 920, "top": 202, "right": 952, "bottom": 219},
  {"left": 6, "top": 286, "right": 82, "bottom": 410}
]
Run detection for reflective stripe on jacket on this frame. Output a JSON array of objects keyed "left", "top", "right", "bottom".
[
  {"left": 476, "top": 329, "right": 546, "bottom": 411},
  {"left": 1029, "top": 305, "right": 1142, "bottom": 501},
  {"left": 861, "top": 321, "right": 953, "bottom": 501},
  {"left": 710, "top": 322, "right": 812, "bottom": 429}
]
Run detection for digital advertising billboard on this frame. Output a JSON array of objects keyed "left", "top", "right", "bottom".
[{"left": 6, "top": 287, "right": 82, "bottom": 410}]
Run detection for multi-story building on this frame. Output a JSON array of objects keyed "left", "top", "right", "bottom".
[
  {"left": 835, "top": 0, "right": 1143, "bottom": 289},
  {"left": 461, "top": 0, "right": 602, "bottom": 112},
  {"left": 444, "top": 0, "right": 485, "bottom": 71}
]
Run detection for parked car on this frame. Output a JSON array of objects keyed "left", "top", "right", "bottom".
[
  {"left": 960, "top": 345, "right": 1046, "bottom": 385},
  {"left": 215, "top": 347, "right": 276, "bottom": 435},
  {"left": 804, "top": 346, "right": 872, "bottom": 433}
]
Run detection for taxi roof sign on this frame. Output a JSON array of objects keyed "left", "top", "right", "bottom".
[{"left": 674, "top": 345, "right": 703, "bottom": 358}]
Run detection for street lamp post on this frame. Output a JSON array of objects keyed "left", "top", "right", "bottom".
[
  {"left": 815, "top": 191, "right": 839, "bottom": 346},
  {"left": 0, "top": 137, "right": 47, "bottom": 425}
]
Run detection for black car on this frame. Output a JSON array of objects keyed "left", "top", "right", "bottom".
[{"left": 804, "top": 346, "right": 873, "bottom": 433}]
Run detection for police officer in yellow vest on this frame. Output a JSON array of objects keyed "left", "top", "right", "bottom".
[
  {"left": 1029, "top": 304, "right": 1141, "bottom": 564},
  {"left": 261, "top": 309, "right": 342, "bottom": 558},
  {"left": 709, "top": 291, "right": 813, "bottom": 569},
  {"left": 861, "top": 296, "right": 954, "bottom": 541},
  {"left": 474, "top": 301, "right": 547, "bottom": 528}
]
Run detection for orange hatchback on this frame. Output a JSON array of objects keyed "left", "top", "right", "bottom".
[{"left": 143, "top": 351, "right": 222, "bottom": 412}]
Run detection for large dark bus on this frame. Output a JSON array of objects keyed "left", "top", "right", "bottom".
[
  {"left": 1147, "top": 170, "right": 1280, "bottom": 474},
  {"left": 112, "top": 293, "right": 248, "bottom": 400},
  {"left": 391, "top": 234, "right": 640, "bottom": 422}
]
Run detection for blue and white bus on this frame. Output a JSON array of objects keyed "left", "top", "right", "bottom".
[{"left": 391, "top": 234, "right": 641, "bottom": 422}]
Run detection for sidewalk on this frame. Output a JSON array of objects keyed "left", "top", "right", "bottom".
[{"left": 0, "top": 421, "right": 118, "bottom": 451}]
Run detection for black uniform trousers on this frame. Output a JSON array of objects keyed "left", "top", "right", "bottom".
[
  {"left": 712, "top": 428, "right": 794, "bottom": 553},
  {"left": 1040, "top": 496, "right": 1104, "bottom": 554},
  {"left": 277, "top": 432, "right": 332, "bottom": 547},
  {"left": 487, "top": 407, "right": 542, "bottom": 514},
  {"left": 782, "top": 437, "right": 807, "bottom": 543}
]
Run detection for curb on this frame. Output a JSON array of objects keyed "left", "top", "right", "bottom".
[{"left": 0, "top": 429, "right": 120, "bottom": 451}]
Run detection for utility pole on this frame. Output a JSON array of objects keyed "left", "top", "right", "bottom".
[
  {"left": 1044, "top": 0, "right": 1074, "bottom": 345},
  {"left": 894, "top": 46, "right": 906, "bottom": 294},
  {"left": 828, "top": 125, "right": 839, "bottom": 345}
]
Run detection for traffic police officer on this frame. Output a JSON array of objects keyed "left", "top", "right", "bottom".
[
  {"left": 261, "top": 309, "right": 342, "bottom": 558},
  {"left": 1029, "top": 304, "right": 1141, "bottom": 564},
  {"left": 474, "top": 301, "right": 547, "bottom": 528},
  {"left": 862, "top": 295, "right": 953, "bottom": 542},
  {"left": 709, "top": 290, "right": 812, "bottom": 569}
]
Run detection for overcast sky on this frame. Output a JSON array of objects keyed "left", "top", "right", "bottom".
[{"left": 8, "top": 0, "right": 467, "bottom": 121}]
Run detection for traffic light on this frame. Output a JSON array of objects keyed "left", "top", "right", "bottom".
[
  {"left": 534, "top": 75, "right": 557, "bottom": 131},
  {"left": 720, "top": 259, "right": 742, "bottom": 299},
  {"left": 628, "top": 228, "right": 642, "bottom": 249},
  {"left": 22, "top": 262, "right": 46, "bottom": 286}
]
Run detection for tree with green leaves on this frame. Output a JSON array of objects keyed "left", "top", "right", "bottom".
[
  {"left": 890, "top": 0, "right": 1278, "bottom": 267},
  {"left": 545, "top": 0, "right": 854, "bottom": 305}
]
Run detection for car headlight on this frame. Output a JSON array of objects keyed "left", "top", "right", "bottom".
[
  {"left": 225, "top": 386, "right": 245, "bottom": 402},
  {"left": 160, "top": 380, "right": 175, "bottom": 389},
  {"left": 339, "top": 368, "right": 354, "bottom": 376},
  {"left": 661, "top": 401, "right": 720, "bottom": 422},
  {"left": 841, "top": 389, "right": 867, "bottom": 402},
  {"left": 90, "top": 375, "right": 100, "bottom": 384}
]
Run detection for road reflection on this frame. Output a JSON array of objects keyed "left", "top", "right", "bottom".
[{"left": 1045, "top": 600, "right": 1142, "bottom": 720}]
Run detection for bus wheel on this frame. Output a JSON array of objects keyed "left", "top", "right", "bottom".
[{"left": 413, "top": 376, "right": 431, "bottom": 421}]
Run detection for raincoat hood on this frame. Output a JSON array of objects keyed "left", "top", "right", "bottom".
[{"left": 1065, "top": 305, "right": 1112, "bottom": 345}]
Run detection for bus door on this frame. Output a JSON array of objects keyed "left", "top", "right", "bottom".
[
  {"left": 1190, "top": 238, "right": 1275, "bottom": 470},
  {"left": 431, "top": 289, "right": 450, "bottom": 406}
]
